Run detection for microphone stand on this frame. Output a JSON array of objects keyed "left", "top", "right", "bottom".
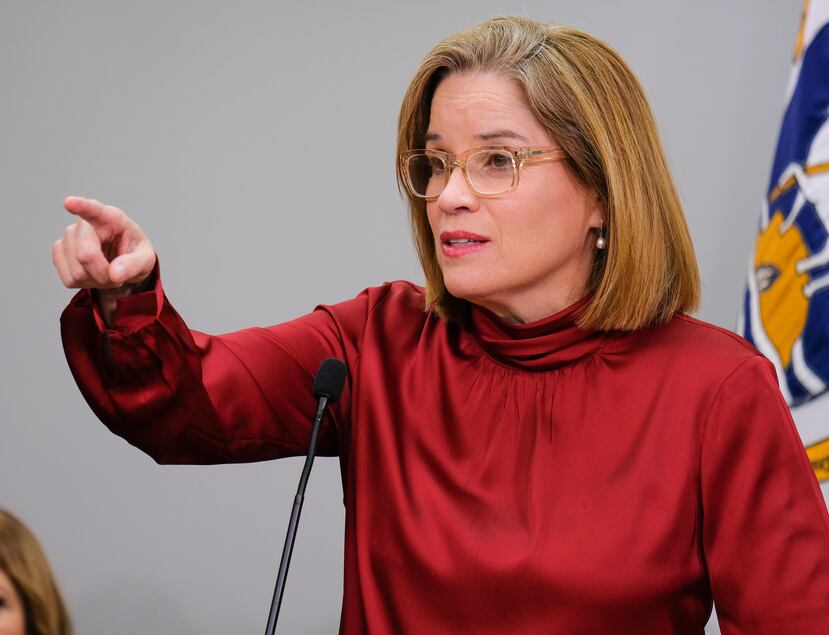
[{"left": 263, "top": 396, "right": 330, "bottom": 634}]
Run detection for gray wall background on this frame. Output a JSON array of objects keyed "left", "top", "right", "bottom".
[{"left": 0, "top": 0, "right": 814, "bottom": 633}]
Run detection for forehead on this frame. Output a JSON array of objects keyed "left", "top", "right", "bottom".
[{"left": 427, "top": 71, "right": 550, "bottom": 144}]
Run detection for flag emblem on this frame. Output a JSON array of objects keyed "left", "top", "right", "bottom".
[{"left": 738, "top": 0, "right": 829, "bottom": 479}]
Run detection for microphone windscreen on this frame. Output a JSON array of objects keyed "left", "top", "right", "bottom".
[{"left": 312, "top": 358, "right": 348, "bottom": 403}]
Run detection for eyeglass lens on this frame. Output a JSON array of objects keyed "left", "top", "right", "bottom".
[{"left": 406, "top": 149, "right": 516, "bottom": 197}]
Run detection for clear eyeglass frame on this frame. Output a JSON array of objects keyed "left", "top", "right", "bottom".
[{"left": 399, "top": 145, "right": 567, "bottom": 200}]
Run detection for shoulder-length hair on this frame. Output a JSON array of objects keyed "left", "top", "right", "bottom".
[
  {"left": 396, "top": 16, "right": 700, "bottom": 331},
  {"left": 0, "top": 509, "right": 73, "bottom": 635}
]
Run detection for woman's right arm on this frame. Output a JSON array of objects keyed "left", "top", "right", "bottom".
[{"left": 54, "top": 197, "right": 354, "bottom": 465}]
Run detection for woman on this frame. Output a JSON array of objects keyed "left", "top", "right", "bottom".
[
  {"left": 55, "top": 16, "right": 829, "bottom": 634},
  {"left": 0, "top": 510, "right": 73, "bottom": 635}
]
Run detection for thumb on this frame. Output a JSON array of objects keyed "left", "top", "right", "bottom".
[{"left": 109, "top": 247, "right": 156, "bottom": 286}]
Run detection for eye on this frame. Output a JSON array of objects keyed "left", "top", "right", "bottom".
[
  {"left": 477, "top": 150, "right": 514, "bottom": 174},
  {"left": 489, "top": 153, "right": 511, "bottom": 168},
  {"left": 427, "top": 155, "right": 446, "bottom": 176}
]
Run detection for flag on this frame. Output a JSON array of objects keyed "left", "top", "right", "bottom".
[{"left": 737, "top": 0, "right": 829, "bottom": 482}]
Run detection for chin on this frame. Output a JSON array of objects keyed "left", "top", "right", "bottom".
[{"left": 442, "top": 272, "right": 501, "bottom": 305}]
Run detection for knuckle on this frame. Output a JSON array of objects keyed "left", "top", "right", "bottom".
[
  {"left": 69, "top": 263, "right": 86, "bottom": 282},
  {"left": 75, "top": 244, "right": 97, "bottom": 265}
]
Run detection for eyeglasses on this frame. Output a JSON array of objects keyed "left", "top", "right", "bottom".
[{"left": 400, "top": 145, "right": 566, "bottom": 200}]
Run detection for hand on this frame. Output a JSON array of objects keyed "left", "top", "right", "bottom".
[{"left": 53, "top": 196, "right": 157, "bottom": 325}]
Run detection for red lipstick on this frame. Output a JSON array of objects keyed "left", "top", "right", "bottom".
[{"left": 439, "top": 231, "right": 490, "bottom": 258}]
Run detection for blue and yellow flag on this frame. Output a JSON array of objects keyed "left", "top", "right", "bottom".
[{"left": 738, "top": 0, "right": 829, "bottom": 481}]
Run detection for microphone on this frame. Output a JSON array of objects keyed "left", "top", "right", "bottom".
[
  {"left": 312, "top": 358, "right": 347, "bottom": 402},
  {"left": 264, "top": 358, "right": 347, "bottom": 635}
]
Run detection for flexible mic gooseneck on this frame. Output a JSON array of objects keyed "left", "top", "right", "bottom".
[{"left": 264, "top": 358, "right": 347, "bottom": 635}]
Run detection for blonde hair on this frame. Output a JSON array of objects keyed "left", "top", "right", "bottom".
[
  {"left": 0, "top": 510, "right": 73, "bottom": 635},
  {"left": 396, "top": 16, "right": 700, "bottom": 330}
]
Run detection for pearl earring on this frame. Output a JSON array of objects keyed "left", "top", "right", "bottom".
[{"left": 596, "top": 223, "right": 607, "bottom": 250}]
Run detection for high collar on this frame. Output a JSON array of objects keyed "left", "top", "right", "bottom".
[{"left": 468, "top": 295, "right": 614, "bottom": 371}]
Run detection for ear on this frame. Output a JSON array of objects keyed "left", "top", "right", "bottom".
[{"left": 588, "top": 191, "right": 606, "bottom": 230}]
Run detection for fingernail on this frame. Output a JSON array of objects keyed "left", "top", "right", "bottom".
[{"left": 111, "top": 263, "right": 125, "bottom": 281}]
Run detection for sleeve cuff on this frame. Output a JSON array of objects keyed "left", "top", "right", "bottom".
[{"left": 90, "top": 256, "right": 164, "bottom": 334}]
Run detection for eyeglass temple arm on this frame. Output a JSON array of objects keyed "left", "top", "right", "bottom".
[{"left": 524, "top": 148, "right": 566, "bottom": 161}]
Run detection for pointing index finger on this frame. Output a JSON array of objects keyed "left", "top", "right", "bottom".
[{"left": 63, "top": 196, "right": 122, "bottom": 229}]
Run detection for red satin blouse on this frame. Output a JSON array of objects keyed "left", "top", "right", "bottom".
[{"left": 60, "top": 266, "right": 829, "bottom": 634}]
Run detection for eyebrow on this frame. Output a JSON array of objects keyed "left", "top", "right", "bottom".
[{"left": 424, "top": 129, "right": 531, "bottom": 143}]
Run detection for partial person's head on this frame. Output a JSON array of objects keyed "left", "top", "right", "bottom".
[
  {"left": 397, "top": 16, "right": 700, "bottom": 329},
  {"left": 0, "top": 510, "right": 73, "bottom": 635}
]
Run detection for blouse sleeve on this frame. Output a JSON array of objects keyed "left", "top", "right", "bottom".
[
  {"left": 700, "top": 354, "right": 829, "bottom": 633},
  {"left": 59, "top": 260, "right": 368, "bottom": 465}
]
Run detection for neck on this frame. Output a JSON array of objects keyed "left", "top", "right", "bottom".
[{"left": 477, "top": 283, "right": 588, "bottom": 325}]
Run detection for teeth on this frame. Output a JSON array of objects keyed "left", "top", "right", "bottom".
[{"left": 448, "top": 239, "right": 480, "bottom": 244}]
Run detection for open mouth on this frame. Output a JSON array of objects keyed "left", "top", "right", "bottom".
[
  {"left": 439, "top": 232, "right": 490, "bottom": 257},
  {"left": 445, "top": 238, "right": 486, "bottom": 246}
]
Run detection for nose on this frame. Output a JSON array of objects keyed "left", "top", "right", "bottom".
[{"left": 436, "top": 164, "right": 479, "bottom": 215}]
